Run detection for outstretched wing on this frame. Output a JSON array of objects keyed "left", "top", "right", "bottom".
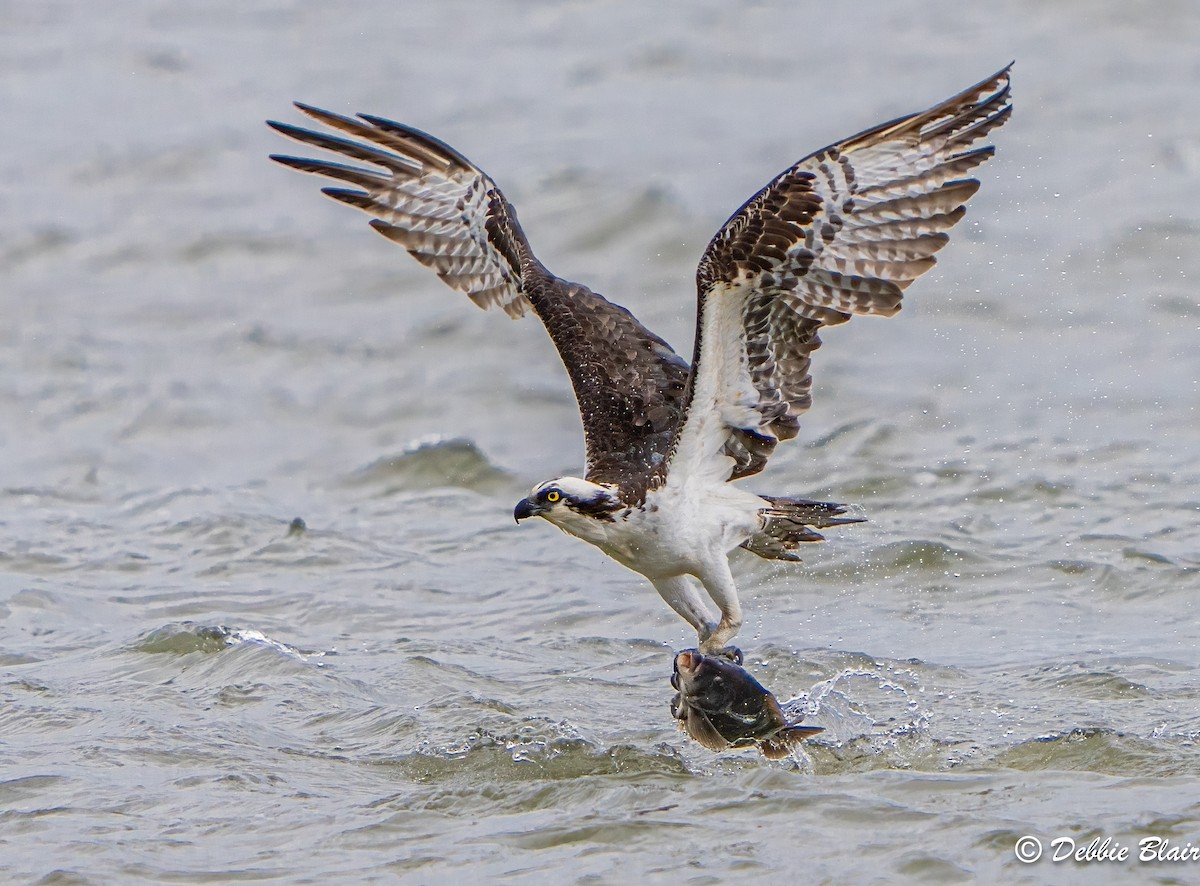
[
  {"left": 268, "top": 106, "right": 689, "bottom": 482},
  {"left": 270, "top": 105, "right": 533, "bottom": 318},
  {"left": 662, "top": 64, "right": 1013, "bottom": 488}
]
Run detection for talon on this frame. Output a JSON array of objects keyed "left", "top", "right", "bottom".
[{"left": 716, "top": 645, "right": 743, "bottom": 665}]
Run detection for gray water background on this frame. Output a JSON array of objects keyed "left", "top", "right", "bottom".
[{"left": 3, "top": 1, "right": 1199, "bottom": 882}]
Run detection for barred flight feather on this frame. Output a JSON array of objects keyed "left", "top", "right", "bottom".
[{"left": 671, "top": 64, "right": 1012, "bottom": 485}]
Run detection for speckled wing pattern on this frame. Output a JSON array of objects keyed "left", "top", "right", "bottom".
[
  {"left": 269, "top": 105, "right": 533, "bottom": 318},
  {"left": 666, "top": 65, "right": 1013, "bottom": 486},
  {"left": 268, "top": 107, "right": 689, "bottom": 484}
]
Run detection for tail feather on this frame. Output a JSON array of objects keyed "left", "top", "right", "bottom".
[{"left": 741, "top": 495, "right": 864, "bottom": 562}]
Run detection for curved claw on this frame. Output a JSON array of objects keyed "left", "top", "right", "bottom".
[{"left": 713, "top": 645, "right": 743, "bottom": 665}]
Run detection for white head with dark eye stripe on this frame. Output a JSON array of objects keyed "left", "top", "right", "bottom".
[{"left": 513, "top": 477, "right": 623, "bottom": 529}]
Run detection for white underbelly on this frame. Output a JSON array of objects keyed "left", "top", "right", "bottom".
[{"left": 593, "top": 485, "right": 762, "bottom": 578}]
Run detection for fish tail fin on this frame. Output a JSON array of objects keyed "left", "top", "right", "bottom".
[{"left": 759, "top": 725, "right": 825, "bottom": 760}]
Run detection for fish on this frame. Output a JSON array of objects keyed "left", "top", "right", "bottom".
[{"left": 670, "top": 647, "right": 823, "bottom": 759}]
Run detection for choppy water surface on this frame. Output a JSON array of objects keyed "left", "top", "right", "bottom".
[{"left": 4, "top": 1, "right": 1199, "bottom": 882}]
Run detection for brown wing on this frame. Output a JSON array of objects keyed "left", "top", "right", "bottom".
[
  {"left": 268, "top": 107, "right": 689, "bottom": 480},
  {"left": 666, "top": 65, "right": 1013, "bottom": 486}
]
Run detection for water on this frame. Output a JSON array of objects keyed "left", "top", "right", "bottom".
[{"left": 3, "top": 1, "right": 1199, "bottom": 882}]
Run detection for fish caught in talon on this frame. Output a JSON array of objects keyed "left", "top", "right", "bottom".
[{"left": 670, "top": 648, "right": 823, "bottom": 759}]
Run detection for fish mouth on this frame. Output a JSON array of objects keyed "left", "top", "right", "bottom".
[
  {"left": 673, "top": 646, "right": 740, "bottom": 683},
  {"left": 673, "top": 649, "right": 701, "bottom": 681},
  {"left": 672, "top": 649, "right": 712, "bottom": 695},
  {"left": 675, "top": 649, "right": 700, "bottom": 670}
]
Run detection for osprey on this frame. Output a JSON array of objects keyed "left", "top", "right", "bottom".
[{"left": 269, "top": 66, "right": 1012, "bottom": 653}]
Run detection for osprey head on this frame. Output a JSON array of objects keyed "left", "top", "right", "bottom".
[{"left": 513, "top": 477, "right": 622, "bottom": 526}]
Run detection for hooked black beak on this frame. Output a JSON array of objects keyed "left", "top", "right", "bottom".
[{"left": 513, "top": 497, "right": 541, "bottom": 523}]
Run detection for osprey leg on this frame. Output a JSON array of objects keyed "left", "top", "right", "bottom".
[
  {"left": 651, "top": 575, "right": 720, "bottom": 646},
  {"left": 695, "top": 561, "right": 743, "bottom": 653}
]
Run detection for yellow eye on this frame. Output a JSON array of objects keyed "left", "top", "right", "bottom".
[{"left": 546, "top": 490, "right": 561, "bottom": 503}]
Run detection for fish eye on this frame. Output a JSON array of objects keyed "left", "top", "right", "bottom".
[{"left": 545, "top": 490, "right": 561, "bottom": 503}]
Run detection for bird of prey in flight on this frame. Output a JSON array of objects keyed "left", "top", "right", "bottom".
[{"left": 269, "top": 65, "right": 1012, "bottom": 654}]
